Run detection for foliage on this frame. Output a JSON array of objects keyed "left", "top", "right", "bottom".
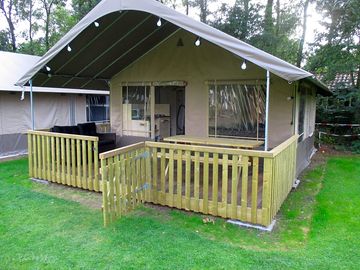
[
  {"left": 0, "top": 29, "right": 12, "bottom": 50},
  {"left": 307, "top": 0, "right": 360, "bottom": 86},
  {"left": 1, "top": 157, "right": 360, "bottom": 268}
]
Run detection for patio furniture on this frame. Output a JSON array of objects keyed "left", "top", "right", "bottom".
[
  {"left": 51, "top": 123, "right": 116, "bottom": 153},
  {"left": 163, "top": 135, "right": 264, "bottom": 149}
]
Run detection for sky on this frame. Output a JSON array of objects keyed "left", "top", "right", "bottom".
[{"left": 0, "top": 0, "right": 325, "bottom": 52}]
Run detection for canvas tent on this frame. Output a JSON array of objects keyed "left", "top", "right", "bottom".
[
  {"left": 0, "top": 51, "right": 109, "bottom": 159},
  {"left": 15, "top": 0, "right": 330, "bottom": 174}
]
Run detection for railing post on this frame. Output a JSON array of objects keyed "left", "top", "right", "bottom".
[
  {"left": 101, "top": 157, "right": 109, "bottom": 226},
  {"left": 27, "top": 133, "right": 33, "bottom": 177},
  {"left": 262, "top": 157, "right": 273, "bottom": 226}
]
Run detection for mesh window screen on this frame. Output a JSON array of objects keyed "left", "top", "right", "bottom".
[
  {"left": 86, "top": 95, "right": 110, "bottom": 122},
  {"left": 209, "top": 83, "right": 266, "bottom": 139}
]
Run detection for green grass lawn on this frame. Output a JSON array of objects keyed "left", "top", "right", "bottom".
[{"left": 0, "top": 156, "right": 359, "bottom": 269}]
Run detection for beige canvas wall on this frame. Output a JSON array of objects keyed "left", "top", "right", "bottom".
[
  {"left": 0, "top": 92, "right": 86, "bottom": 135},
  {"left": 110, "top": 30, "right": 296, "bottom": 148},
  {"left": 0, "top": 91, "right": 87, "bottom": 157}
]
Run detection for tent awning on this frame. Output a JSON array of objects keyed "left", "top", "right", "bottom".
[{"left": 15, "top": 0, "right": 330, "bottom": 95}]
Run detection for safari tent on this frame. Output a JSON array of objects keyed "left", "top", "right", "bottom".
[
  {"left": 0, "top": 51, "right": 109, "bottom": 159},
  {"left": 16, "top": 0, "right": 331, "bottom": 227}
]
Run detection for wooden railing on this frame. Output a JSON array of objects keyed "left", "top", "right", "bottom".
[
  {"left": 27, "top": 130, "right": 100, "bottom": 191},
  {"left": 267, "top": 135, "right": 298, "bottom": 223},
  {"left": 100, "top": 135, "right": 298, "bottom": 227}
]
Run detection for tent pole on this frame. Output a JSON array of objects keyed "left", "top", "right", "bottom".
[
  {"left": 30, "top": 79, "right": 35, "bottom": 130},
  {"left": 265, "top": 70, "right": 270, "bottom": 151}
]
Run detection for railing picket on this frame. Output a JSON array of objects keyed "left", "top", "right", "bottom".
[
  {"left": 51, "top": 137, "right": 55, "bottom": 182},
  {"left": 42, "top": 135, "right": 46, "bottom": 180},
  {"left": 88, "top": 141, "right": 93, "bottom": 191},
  {"left": 82, "top": 140, "right": 87, "bottom": 189},
  {"left": 185, "top": 150, "right": 191, "bottom": 210},
  {"left": 56, "top": 137, "right": 60, "bottom": 183},
  {"left": 221, "top": 154, "right": 228, "bottom": 218},
  {"left": 114, "top": 155, "right": 121, "bottom": 216},
  {"left": 76, "top": 139, "right": 81, "bottom": 187},
  {"left": 46, "top": 137, "right": 51, "bottom": 180},
  {"left": 66, "top": 138, "right": 71, "bottom": 185},
  {"left": 231, "top": 155, "right": 239, "bottom": 219},
  {"left": 152, "top": 147, "right": 158, "bottom": 203},
  {"left": 203, "top": 152, "right": 209, "bottom": 214},
  {"left": 241, "top": 156, "right": 249, "bottom": 220},
  {"left": 37, "top": 135, "right": 41, "bottom": 178},
  {"left": 131, "top": 151, "right": 136, "bottom": 209},
  {"left": 28, "top": 134, "right": 33, "bottom": 177},
  {"left": 212, "top": 153, "right": 219, "bottom": 215},
  {"left": 32, "top": 134, "right": 37, "bottom": 179},
  {"left": 251, "top": 157, "right": 259, "bottom": 224},
  {"left": 94, "top": 141, "right": 99, "bottom": 192},
  {"left": 61, "top": 137, "right": 65, "bottom": 184},
  {"left": 176, "top": 149, "right": 182, "bottom": 209},
  {"left": 108, "top": 156, "right": 115, "bottom": 221},
  {"left": 120, "top": 154, "right": 125, "bottom": 214},
  {"left": 168, "top": 149, "right": 174, "bottom": 207},
  {"left": 160, "top": 148, "right": 166, "bottom": 205},
  {"left": 101, "top": 158, "right": 109, "bottom": 226},
  {"left": 194, "top": 151, "right": 200, "bottom": 212},
  {"left": 71, "top": 139, "right": 76, "bottom": 186},
  {"left": 126, "top": 152, "right": 131, "bottom": 212},
  {"left": 145, "top": 147, "right": 151, "bottom": 202}
]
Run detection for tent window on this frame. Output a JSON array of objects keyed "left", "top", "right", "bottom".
[
  {"left": 208, "top": 83, "right": 266, "bottom": 139},
  {"left": 122, "top": 86, "right": 151, "bottom": 137},
  {"left": 86, "top": 95, "right": 109, "bottom": 122},
  {"left": 298, "top": 88, "right": 316, "bottom": 142}
]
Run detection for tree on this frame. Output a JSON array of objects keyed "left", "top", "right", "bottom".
[
  {"left": 71, "top": 0, "right": 100, "bottom": 21},
  {"left": 0, "top": 0, "right": 17, "bottom": 51},
  {"left": 17, "top": 0, "right": 41, "bottom": 54},
  {"left": 307, "top": 0, "right": 360, "bottom": 86},
  {"left": 211, "top": 0, "right": 262, "bottom": 42},
  {"left": 0, "top": 29, "right": 12, "bottom": 50},
  {"left": 296, "top": 0, "right": 310, "bottom": 67}
]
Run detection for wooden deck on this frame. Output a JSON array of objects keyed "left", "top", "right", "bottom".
[{"left": 27, "top": 130, "right": 298, "bottom": 228}]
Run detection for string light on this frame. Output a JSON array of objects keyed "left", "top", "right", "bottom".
[
  {"left": 241, "top": 60, "right": 247, "bottom": 70},
  {"left": 67, "top": 45, "right": 72, "bottom": 52},
  {"left": 157, "top": 18, "right": 162, "bottom": 27},
  {"left": 94, "top": 21, "right": 100, "bottom": 27},
  {"left": 195, "top": 37, "right": 201, "bottom": 47},
  {"left": 45, "top": 65, "right": 51, "bottom": 72}
]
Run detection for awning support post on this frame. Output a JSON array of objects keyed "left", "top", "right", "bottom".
[
  {"left": 30, "top": 79, "right": 35, "bottom": 130},
  {"left": 265, "top": 70, "right": 270, "bottom": 151}
]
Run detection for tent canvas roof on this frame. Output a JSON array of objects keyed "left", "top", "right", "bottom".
[
  {"left": 15, "top": 0, "right": 330, "bottom": 95},
  {"left": 0, "top": 51, "right": 108, "bottom": 95}
]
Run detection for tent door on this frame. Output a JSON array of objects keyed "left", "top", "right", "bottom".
[{"left": 155, "top": 86, "right": 185, "bottom": 139}]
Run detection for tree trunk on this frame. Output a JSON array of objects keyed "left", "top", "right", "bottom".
[
  {"left": 199, "top": 0, "right": 207, "bottom": 23},
  {"left": 0, "top": 0, "right": 17, "bottom": 51},
  {"left": 275, "top": 0, "right": 280, "bottom": 37},
  {"left": 45, "top": 14, "right": 50, "bottom": 51},
  {"left": 239, "top": 0, "right": 249, "bottom": 40},
  {"left": 6, "top": 16, "right": 16, "bottom": 51},
  {"left": 296, "top": 0, "right": 310, "bottom": 67},
  {"left": 29, "top": 1, "right": 33, "bottom": 54},
  {"left": 264, "top": 0, "right": 274, "bottom": 34}
]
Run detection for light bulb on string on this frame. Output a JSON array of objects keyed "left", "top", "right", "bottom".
[
  {"left": 157, "top": 18, "right": 162, "bottom": 27},
  {"left": 241, "top": 60, "right": 247, "bottom": 70},
  {"left": 195, "top": 37, "right": 201, "bottom": 47}
]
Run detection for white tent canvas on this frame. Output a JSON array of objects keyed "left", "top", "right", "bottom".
[{"left": 0, "top": 51, "right": 109, "bottom": 159}]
